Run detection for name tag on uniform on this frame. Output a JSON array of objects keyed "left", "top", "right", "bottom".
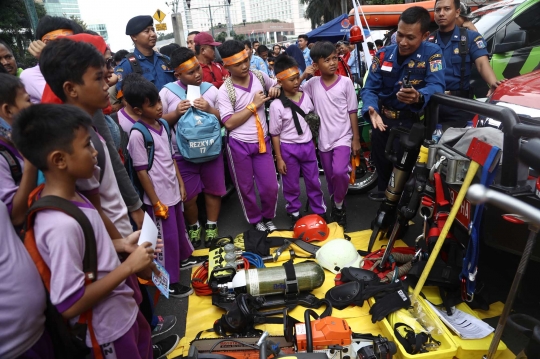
[{"left": 381, "top": 61, "right": 393, "bottom": 72}]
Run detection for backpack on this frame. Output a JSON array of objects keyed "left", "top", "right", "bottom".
[
  {"left": 163, "top": 82, "right": 222, "bottom": 163},
  {"left": 128, "top": 119, "right": 172, "bottom": 200},
  {"left": 0, "top": 143, "right": 22, "bottom": 185},
  {"left": 23, "top": 184, "right": 102, "bottom": 359},
  {"left": 223, "top": 69, "right": 266, "bottom": 111}
]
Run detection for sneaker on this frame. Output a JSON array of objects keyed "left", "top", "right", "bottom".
[
  {"left": 331, "top": 205, "right": 347, "bottom": 229},
  {"left": 180, "top": 255, "right": 208, "bottom": 270},
  {"left": 188, "top": 224, "right": 202, "bottom": 248},
  {"left": 153, "top": 334, "right": 180, "bottom": 359},
  {"left": 368, "top": 191, "right": 386, "bottom": 202},
  {"left": 253, "top": 221, "right": 268, "bottom": 232},
  {"left": 288, "top": 213, "right": 302, "bottom": 229},
  {"left": 169, "top": 282, "right": 193, "bottom": 298},
  {"left": 263, "top": 218, "right": 277, "bottom": 232},
  {"left": 204, "top": 223, "right": 218, "bottom": 248},
  {"left": 151, "top": 315, "right": 177, "bottom": 338}
]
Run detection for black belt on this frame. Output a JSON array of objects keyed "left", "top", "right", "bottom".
[
  {"left": 381, "top": 106, "right": 414, "bottom": 120},
  {"left": 445, "top": 90, "right": 470, "bottom": 98}
]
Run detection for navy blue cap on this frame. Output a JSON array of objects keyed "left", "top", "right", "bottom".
[{"left": 126, "top": 15, "right": 154, "bottom": 36}]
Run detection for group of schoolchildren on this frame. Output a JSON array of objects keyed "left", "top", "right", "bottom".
[{"left": 0, "top": 18, "right": 361, "bottom": 359}]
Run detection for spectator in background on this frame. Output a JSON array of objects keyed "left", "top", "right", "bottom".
[
  {"left": 297, "top": 34, "right": 312, "bottom": 67},
  {"left": 253, "top": 40, "right": 260, "bottom": 52},
  {"left": 456, "top": 2, "right": 478, "bottom": 31},
  {"left": 187, "top": 30, "right": 200, "bottom": 51},
  {"left": 347, "top": 42, "right": 362, "bottom": 85},
  {"left": 195, "top": 32, "right": 229, "bottom": 88},
  {"left": 272, "top": 44, "right": 282, "bottom": 57},
  {"left": 252, "top": 45, "right": 271, "bottom": 76},
  {"left": 367, "top": 42, "right": 376, "bottom": 56},
  {"left": 160, "top": 43, "right": 181, "bottom": 57},
  {"left": 0, "top": 41, "right": 21, "bottom": 77},
  {"left": 244, "top": 40, "right": 258, "bottom": 70},
  {"left": 285, "top": 45, "right": 307, "bottom": 75},
  {"left": 375, "top": 39, "right": 384, "bottom": 50},
  {"left": 340, "top": 41, "right": 351, "bottom": 63},
  {"left": 114, "top": 49, "right": 129, "bottom": 66}
]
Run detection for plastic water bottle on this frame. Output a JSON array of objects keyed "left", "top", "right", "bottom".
[
  {"left": 432, "top": 124, "right": 443, "bottom": 143},
  {"left": 465, "top": 121, "right": 474, "bottom": 129}
]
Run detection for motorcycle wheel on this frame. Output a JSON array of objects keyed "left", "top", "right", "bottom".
[{"left": 348, "top": 152, "right": 377, "bottom": 193}]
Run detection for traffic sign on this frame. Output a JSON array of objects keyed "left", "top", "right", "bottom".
[
  {"left": 153, "top": 9, "right": 166, "bottom": 23},
  {"left": 156, "top": 23, "right": 167, "bottom": 31}
]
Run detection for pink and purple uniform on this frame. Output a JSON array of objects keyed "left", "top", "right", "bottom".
[
  {"left": 19, "top": 65, "right": 46, "bottom": 104},
  {"left": 159, "top": 81, "right": 226, "bottom": 202},
  {"left": 0, "top": 138, "right": 24, "bottom": 213},
  {"left": 269, "top": 92, "right": 326, "bottom": 215},
  {"left": 117, "top": 108, "right": 137, "bottom": 134},
  {"left": 32, "top": 193, "right": 152, "bottom": 358},
  {"left": 128, "top": 121, "right": 193, "bottom": 284},
  {"left": 0, "top": 200, "right": 53, "bottom": 359},
  {"left": 218, "top": 71, "right": 279, "bottom": 224},
  {"left": 301, "top": 75, "right": 357, "bottom": 204}
]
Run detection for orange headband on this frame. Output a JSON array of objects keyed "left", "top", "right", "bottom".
[
  {"left": 41, "top": 29, "right": 74, "bottom": 42},
  {"left": 222, "top": 49, "right": 249, "bottom": 66},
  {"left": 276, "top": 67, "right": 299, "bottom": 81},
  {"left": 175, "top": 57, "right": 199, "bottom": 74}
]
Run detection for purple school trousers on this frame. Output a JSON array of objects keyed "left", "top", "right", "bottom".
[{"left": 318, "top": 145, "right": 351, "bottom": 204}]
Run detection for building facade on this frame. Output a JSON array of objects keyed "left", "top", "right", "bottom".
[
  {"left": 88, "top": 23, "right": 108, "bottom": 42},
  {"left": 41, "top": 0, "right": 81, "bottom": 18}
]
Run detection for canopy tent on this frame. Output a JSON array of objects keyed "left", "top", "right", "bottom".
[{"left": 306, "top": 14, "right": 370, "bottom": 43}]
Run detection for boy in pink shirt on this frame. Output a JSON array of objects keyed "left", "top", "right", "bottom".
[
  {"left": 217, "top": 40, "right": 281, "bottom": 232},
  {"left": 300, "top": 41, "right": 361, "bottom": 229},
  {"left": 125, "top": 74, "right": 194, "bottom": 298},
  {"left": 160, "top": 47, "right": 225, "bottom": 248},
  {"left": 13, "top": 104, "right": 156, "bottom": 358},
  {"left": 269, "top": 56, "right": 326, "bottom": 226}
]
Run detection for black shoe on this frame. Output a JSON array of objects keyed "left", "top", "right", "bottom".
[
  {"left": 151, "top": 315, "right": 177, "bottom": 338},
  {"left": 153, "top": 334, "right": 180, "bottom": 359},
  {"left": 368, "top": 191, "right": 386, "bottom": 202},
  {"left": 180, "top": 255, "right": 208, "bottom": 270},
  {"left": 331, "top": 206, "right": 347, "bottom": 229},
  {"left": 288, "top": 213, "right": 302, "bottom": 229},
  {"left": 168, "top": 283, "right": 193, "bottom": 298},
  {"left": 263, "top": 217, "right": 277, "bottom": 232},
  {"left": 317, "top": 213, "right": 328, "bottom": 223},
  {"left": 253, "top": 221, "right": 268, "bottom": 232}
]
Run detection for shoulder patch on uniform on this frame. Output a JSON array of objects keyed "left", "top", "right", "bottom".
[
  {"left": 476, "top": 40, "right": 486, "bottom": 49},
  {"left": 117, "top": 73, "right": 122, "bottom": 81},
  {"left": 429, "top": 53, "right": 442, "bottom": 61},
  {"left": 115, "top": 68, "right": 123, "bottom": 72},
  {"left": 429, "top": 59, "right": 443, "bottom": 72},
  {"left": 473, "top": 35, "right": 483, "bottom": 42},
  {"left": 371, "top": 57, "right": 380, "bottom": 72}
]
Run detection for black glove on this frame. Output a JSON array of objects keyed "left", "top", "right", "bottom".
[
  {"left": 362, "top": 280, "right": 403, "bottom": 301},
  {"left": 369, "top": 287, "right": 411, "bottom": 323}
]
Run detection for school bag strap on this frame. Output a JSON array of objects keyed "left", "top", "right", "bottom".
[
  {"left": 23, "top": 184, "right": 103, "bottom": 359},
  {"left": 89, "top": 127, "right": 106, "bottom": 183},
  {"left": 163, "top": 81, "right": 213, "bottom": 100},
  {"left": 130, "top": 119, "right": 172, "bottom": 172},
  {"left": 224, "top": 70, "right": 267, "bottom": 111},
  {"left": 0, "top": 143, "right": 22, "bottom": 185},
  {"left": 278, "top": 92, "right": 307, "bottom": 136}
]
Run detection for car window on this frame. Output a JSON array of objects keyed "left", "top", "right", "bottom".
[
  {"left": 505, "top": 3, "right": 540, "bottom": 46},
  {"left": 472, "top": 5, "right": 516, "bottom": 38}
]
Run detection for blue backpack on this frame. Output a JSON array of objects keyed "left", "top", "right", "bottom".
[
  {"left": 163, "top": 82, "right": 222, "bottom": 163},
  {"left": 128, "top": 119, "right": 172, "bottom": 200}
]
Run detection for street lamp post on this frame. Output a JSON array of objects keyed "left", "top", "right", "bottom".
[{"left": 186, "top": 0, "right": 232, "bottom": 38}]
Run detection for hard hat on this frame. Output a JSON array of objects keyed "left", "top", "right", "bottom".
[
  {"left": 315, "top": 239, "right": 363, "bottom": 274},
  {"left": 293, "top": 214, "right": 329, "bottom": 242}
]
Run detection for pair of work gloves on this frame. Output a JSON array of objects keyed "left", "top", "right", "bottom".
[{"left": 325, "top": 267, "right": 411, "bottom": 323}]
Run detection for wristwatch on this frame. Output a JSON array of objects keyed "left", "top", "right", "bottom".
[{"left": 417, "top": 92, "right": 425, "bottom": 104}]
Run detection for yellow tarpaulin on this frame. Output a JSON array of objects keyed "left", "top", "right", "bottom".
[{"left": 167, "top": 227, "right": 514, "bottom": 358}]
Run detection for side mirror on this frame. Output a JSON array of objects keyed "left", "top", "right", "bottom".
[{"left": 493, "top": 30, "right": 527, "bottom": 54}]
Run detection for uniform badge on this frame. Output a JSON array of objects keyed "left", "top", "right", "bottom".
[
  {"left": 454, "top": 48, "right": 459, "bottom": 54},
  {"left": 371, "top": 61, "right": 378, "bottom": 72},
  {"left": 389, "top": 53, "right": 394, "bottom": 60},
  {"left": 417, "top": 54, "right": 421, "bottom": 59},
  {"left": 115, "top": 68, "right": 123, "bottom": 72},
  {"left": 476, "top": 40, "right": 486, "bottom": 49},
  {"left": 461, "top": 35, "right": 467, "bottom": 41},
  {"left": 410, "top": 79, "right": 423, "bottom": 85},
  {"left": 117, "top": 73, "right": 122, "bottom": 81},
  {"left": 381, "top": 61, "right": 393, "bottom": 72},
  {"left": 430, "top": 59, "right": 443, "bottom": 72},
  {"left": 161, "top": 64, "right": 169, "bottom": 70},
  {"left": 429, "top": 53, "right": 442, "bottom": 61},
  {"left": 428, "top": 36, "right": 435, "bottom": 41},
  {"left": 474, "top": 35, "right": 483, "bottom": 42},
  {"left": 408, "top": 60, "right": 415, "bottom": 68},
  {"left": 416, "top": 62, "right": 425, "bottom": 68}
]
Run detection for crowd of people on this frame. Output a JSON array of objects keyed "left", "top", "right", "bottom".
[{"left": 0, "top": 0, "right": 501, "bottom": 357}]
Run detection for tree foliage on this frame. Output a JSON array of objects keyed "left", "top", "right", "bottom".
[
  {"left": 158, "top": 32, "right": 175, "bottom": 41},
  {"left": 0, "top": 0, "right": 47, "bottom": 69},
  {"left": 216, "top": 31, "right": 228, "bottom": 43},
  {"left": 69, "top": 15, "right": 87, "bottom": 30}
]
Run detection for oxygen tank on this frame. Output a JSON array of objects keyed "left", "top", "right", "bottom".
[{"left": 223, "top": 262, "right": 325, "bottom": 296}]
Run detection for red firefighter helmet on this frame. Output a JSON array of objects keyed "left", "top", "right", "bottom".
[{"left": 294, "top": 214, "right": 329, "bottom": 242}]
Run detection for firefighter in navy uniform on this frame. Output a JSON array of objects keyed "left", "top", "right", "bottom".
[
  {"left": 115, "top": 15, "right": 175, "bottom": 91},
  {"left": 431, "top": 0, "right": 501, "bottom": 128},
  {"left": 361, "top": 6, "right": 446, "bottom": 199}
]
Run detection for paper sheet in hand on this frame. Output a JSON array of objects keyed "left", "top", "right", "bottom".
[
  {"left": 426, "top": 302, "right": 494, "bottom": 339},
  {"left": 187, "top": 85, "right": 201, "bottom": 105},
  {"left": 152, "top": 261, "right": 170, "bottom": 299},
  {"left": 138, "top": 212, "right": 158, "bottom": 250}
]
